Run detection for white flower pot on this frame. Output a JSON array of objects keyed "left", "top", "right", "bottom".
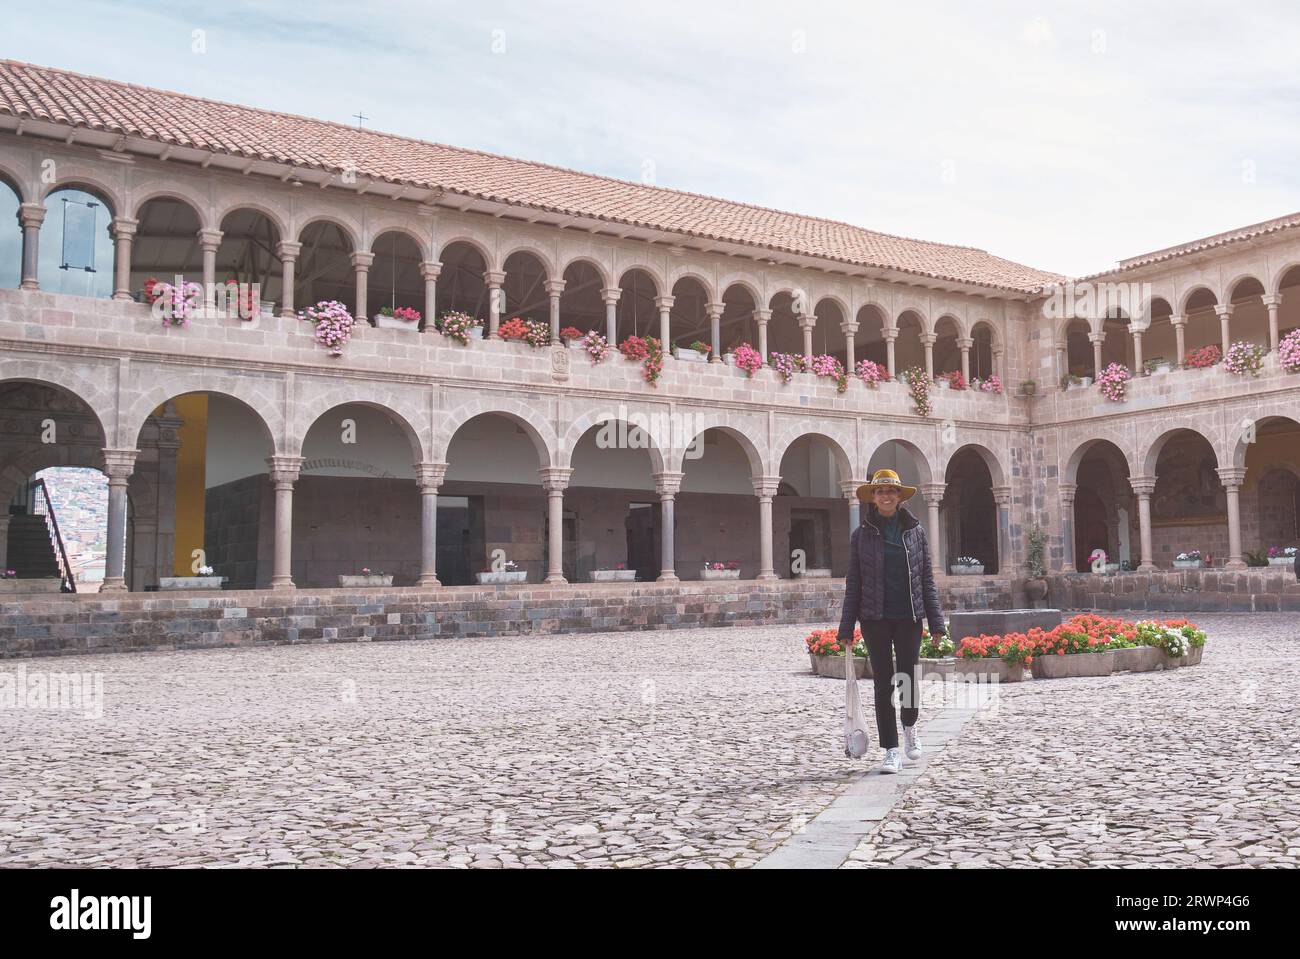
[
  {"left": 700, "top": 568, "right": 740, "bottom": 580},
  {"left": 338, "top": 574, "right": 393, "bottom": 587},
  {"left": 674, "top": 348, "right": 707, "bottom": 362},
  {"left": 1173, "top": 559, "right": 1204, "bottom": 569},
  {"left": 158, "top": 576, "right": 225, "bottom": 590},
  {"left": 468, "top": 325, "right": 484, "bottom": 339},
  {"left": 1079, "top": 376, "right": 1093, "bottom": 387},
  {"left": 1268, "top": 556, "right": 1295, "bottom": 566},
  {"left": 937, "top": 379, "right": 950, "bottom": 390},
  {"left": 1154, "top": 363, "right": 1172, "bottom": 375},
  {"left": 795, "top": 568, "right": 832, "bottom": 578},
  {"left": 259, "top": 300, "right": 276, "bottom": 317},
  {"left": 476, "top": 570, "right": 526, "bottom": 584},
  {"left": 950, "top": 564, "right": 985, "bottom": 575},
  {"left": 375, "top": 314, "right": 419, "bottom": 330},
  {"left": 589, "top": 569, "right": 636, "bottom": 582}
]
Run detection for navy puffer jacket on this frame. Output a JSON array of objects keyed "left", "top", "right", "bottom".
[{"left": 836, "top": 503, "right": 946, "bottom": 640}]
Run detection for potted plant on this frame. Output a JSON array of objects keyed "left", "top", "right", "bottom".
[
  {"left": 1183, "top": 344, "right": 1222, "bottom": 369},
  {"left": 1019, "top": 379, "right": 1037, "bottom": 396},
  {"left": 1279, "top": 328, "right": 1300, "bottom": 373},
  {"left": 590, "top": 562, "right": 636, "bottom": 582},
  {"left": 805, "top": 627, "right": 870, "bottom": 679},
  {"left": 158, "top": 565, "right": 226, "bottom": 590},
  {"left": 298, "top": 300, "right": 356, "bottom": 357},
  {"left": 673, "top": 340, "right": 709, "bottom": 362},
  {"left": 954, "top": 632, "right": 1033, "bottom": 683},
  {"left": 949, "top": 555, "right": 984, "bottom": 575},
  {"left": 1143, "top": 356, "right": 1172, "bottom": 375},
  {"left": 1173, "top": 550, "right": 1204, "bottom": 569},
  {"left": 1029, "top": 617, "right": 1117, "bottom": 679},
  {"left": 1024, "top": 522, "right": 1049, "bottom": 603},
  {"left": 919, "top": 625, "right": 957, "bottom": 679},
  {"left": 700, "top": 561, "right": 741, "bottom": 580},
  {"left": 1267, "top": 546, "right": 1297, "bottom": 567},
  {"left": 476, "top": 560, "right": 527, "bottom": 585},
  {"left": 559, "top": 326, "right": 583, "bottom": 347},
  {"left": 1223, "top": 340, "right": 1266, "bottom": 377},
  {"left": 1097, "top": 363, "right": 1132, "bottom": 402},
  {"left": 732, "top": 342, "right": 763, "bottom": 377},
  {"left": 855, "top": 358, "right": 890, "bottom": 388},
  {"left": 339, "top": 567, "right": 393, "bottom": 587},
  {"left": 375, "top": 305, "right": 421, "bottom": 330}
]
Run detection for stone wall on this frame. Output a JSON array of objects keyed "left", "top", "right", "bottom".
[
  {"left": 0, "top": 576, "right": 1016, "bottom": 659},
  {"left": 1049, "top": 567, "right": 1300, "bottom": 613},
  {"left": 204, "top": 474, "right": 263, "bottom": 589}
]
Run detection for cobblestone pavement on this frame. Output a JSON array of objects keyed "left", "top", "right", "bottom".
[
  {"left": 1, "top": 611, "right": 1294, "bottom": 868},
  {"left": 842, "top": 612, "right": 1300, "bottom": 868}
]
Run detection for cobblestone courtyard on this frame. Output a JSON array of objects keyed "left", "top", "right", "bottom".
[{"left": 0, "top": 611, "right": 1295, "bottom": 868}]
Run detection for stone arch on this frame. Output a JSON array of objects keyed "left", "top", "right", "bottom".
[
  {"left": 0, "top": 161, "right": 29, "bottom": 203},
  {"left": 1179, "top": 284, "right": 1219, "bottom": 315},
  {"left": 131, "top": 187, "right": 209, "bottom": 231},
  {"left": 370, "top": 225, "right": 430, "bottom": 262},
  {"left": 1140, "top": 423, "right": 1224, "bottom": 479},
  {"left": 672, "top": 420, "right": 766, "bottom": 477},
  {"left": 297, "top": 214, "right": 360, "bottom": 252},
  {"left": 1063, "top": 435, "right": 1138, "bottom": 485},
  {"left": 557, "top": 409, "right": 668, "bottom": 474},
  {"left": 500, "top": 243, "right": 557, "bottom": 281},
  {"left": 667, "top": 268, "right": 715, "bottom": 304},
  {"left": 937, "top": 442, "right": 1008, "bottom": 488},
  {"left": 41, "top": 175, "right": 123, "bottom": 216},
  {"left": 562, "top": 255, "right": 614, "bottom": 291},
  {"left": 433, "top": 399, "right": 556, "bottom": 468},
  {"left": 291, "top": 389, "right": 427, "bottom": 463},
  {"left": 717, "top": 275, "right": 762, "bottom": 310},
  {"left": 770, "top": 426, "right": 853, "bottom": 482},
  {"left": 814, "top": 294, "right": 851, "bottom": 325},
  {"left": 1270, "top": 261, "right": 1300, "bottom": 294},
  {"left": 1226, "top": 272, "right": 1266, "bottom": 303},
  {"left": 215, "top": 200, "right": 291, "bottom": 244},
  {"left": 122, "top": 375, "right": 281, "bottom": 455},
  {"left": 862, "top": 435, "right": 937, "bottom": 487},
  {"left": 0, "top": 366, "right": 113, "bottom": 442},
  {"left": 1230, "top": 413, "right": 1300, "bottom": 470},
  {"left": 896, "top": 305, "right": 930, "bottom": 333},
  {"left": 438, "top": 235, "right": 493, "bottom": 269}
]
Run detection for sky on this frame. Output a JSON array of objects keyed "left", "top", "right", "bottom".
[{"left": 6, "top": 0, "right": 1299, "bottom": 277}]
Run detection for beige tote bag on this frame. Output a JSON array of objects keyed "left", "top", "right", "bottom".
[{"left": 844, "top": 646, "right": 870, "bottom": 757}]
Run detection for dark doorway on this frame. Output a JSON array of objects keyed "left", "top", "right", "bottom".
[
  {"left": 626, "top": 502, "right": 657, "bottom": 582},
  {"left": 1073, "top": 487, "right": 1109, "bottom": 572},
  {"left": 436, "top": 495, "right": 483, "bottom": 585},
  {"left": 788, "top": 508, "right": 831, "bottom": 575}
]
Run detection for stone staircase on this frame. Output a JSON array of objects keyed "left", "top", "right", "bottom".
[{"left": 4, "top": 513, "right": 64, "bottom": 590}]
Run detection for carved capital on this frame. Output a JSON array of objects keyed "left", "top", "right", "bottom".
[
  {"left": 919, "top": 482, "right": 946, "bottom": 506},
  {"left": 1261, "top": 293, "right": 1282, "bottom": 309},
  {"left": 197, "top": 228, "right": 223, "bottom": 251},
  {"left": 1058, "top": 481, "right": 1078, "bottom": 507},
  {"left": 266, "top": 454, "right": 304, "bottom": 488},
  {"left": 484, "top": 270, "right": 506, "bottom": 287},
  {"left": 652, "top": 470, "right": 684, "bottom": 497},
  {"left": 752, "top": 475, "right": 782, "bottom": 498},
  {"left": 111, "top": 216, "right": 139, "bottom": 239},
  {"left": 1129, "top": 475, "right": 1156, "bottom": 497},
  {"left": 991, "top": 485, "right": 1012, "bottom": 508},
  {"left": 753, "top": 309, "right": 772, "bottom": 324},
  {"left": 840, "top": 478, "right": 867, "bottom": 500},
  {"left": 277, "top": 240, "right": 303, "bottom": 261},
  {"left": 350, "top": 251, "right": 375, "bottom": 271},
  {"left": 1215, "top": 465, "right": 1246, "bottom": 488},
  {"left": 538, "top": 466, "right": 573, "bottom": 492},
  {"left": 654, "top": 295, "right": 676, "bottom": 311},
  {"left": 706, "top": 302, "right": 726, "bottom": 320},
  {"left": 956, "top": 336, "right": 974, "bottom": 349},
  {"left": 419, "top": 259, "right": 442, "bottom": 280},
  {"left": 601, "top": 287, "right": 622, "bottom": 306},
  {"left": 414, "top": 461, "right": 448, "bottom": 491},
  {"left": 100, "top": 448, "right": 139, "bottom": 481},
  {"left": 18, "top": 202, "right": 46, "bottom": 229},
  {"left": 544, "top": 278, "right": 566, "bottom": 297},
  {"left": 1214, "top": 304, "right": 1234, "bottom": 319}
]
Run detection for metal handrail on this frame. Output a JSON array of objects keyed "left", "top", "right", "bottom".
[{"left": 29, "top": 479, "right": 76, "bottom": 593}]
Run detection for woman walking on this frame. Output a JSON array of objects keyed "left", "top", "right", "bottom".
[{"left": 836, "top": 469, "right": 947, "bottom": 774}]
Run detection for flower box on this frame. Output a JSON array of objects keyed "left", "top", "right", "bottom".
[
  {"left": 1152, "top": 363, "right": 1172, "bottom": 375},
  {"left": 951, "top": 657, "right": 1027, "bottom": 683},
  {"left": 1268, "top": 557, "right": 1294, "bottom": 566},
  {"left": 259, "top": 300, "right": 276, "bottom": 317},
  {"left": 1162, "top": 645, "right": 1204, "bottom": 669},
  {"left": 950, "top": 564, "right": 985, "bottom": 575},
  {"left": 795, "top": 568, "right": 832, "bottom": 578},
  {"left": 700, "top": 568, "right": 741, "bottom": 580},
  {"left": 468, "top": 325, "right": 484, "bottom": 339},
  {"left": 589, "top": 569, "right": 636, "bottom": 582},
  {"left": 338, "top": 574, "right": 393, "bottom": 587},
  {"left": 1112, "top": 646, "right": 1165, "bottom": 673},
  {"left": 809, "top": 653, "right": 870, "bottom": 679},
  {"left": 1030, "top": 650, "right": 1115, "bottom": 679},
  {"left": 158, "top": 576, "right": 225, "bottom": 590},
  {"left": 1173, "top": 560, "right": 1204, "bottom": 569},
  {"left": 674, "top": 347, "right": 707, "bottom": 362},
  {"left": 1099, "top": 562, "right": 1120, "bottom": 574},
  {"left": 476, "top": 570, "right": 527, "bottom": 584},
  {"left": 920, "top": 657, "right": 958, "bottom": 680},
  {"left": 937, "top": 378, "right": 951, "bottom": 390},
  {"left": 374, "top": 314, "right": 419, "bottom": 331}
]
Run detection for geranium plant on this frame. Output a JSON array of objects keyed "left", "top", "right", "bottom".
[
  {"left": 810, "top": 353, "right": 848, "bottom": 393},
  {"left": 805, "top": 626, "right": 867, "bottom": 658},
  {"left": 768, "top": 351, "right": 806, "bottom": 383},
  {"left": 1097, "top": 362, "right": 1132, "bottom": 402},
  {"left": 559, "top": 325, "right": 583, "bottom": 342},
  {"left": 438, "top": 311, "right": 478, "bottom": 345},
  {"left": 942, "top": 369, "right": 967, "bottom": 390},
  {"left": 1223, "top": 340, "right": 1265, "bottom": 377},
  {"left": 901, "top": 366, "right": 933, "bottom": 416},
  {"left": 298, "top": 300, "right": 356, "bottom": 357},
  {"left": 855, "top": 358, "right": 890, "bottom": 387},
  {"left": 732, "top": 342, "right": 763, "bottom": 376},
  {"left": 581, "top": 330, "right": 609, "bottom": 363},
  {"left": 151, "top": 279, "right": 203, "bottom": 328},
  {"left": 1183, "top": 344, "right": 1222, "bottom": 369},
  {"left": 498, "top": 317, "right": 529, "bottom": 341},
  {"left": 378, "top": 305, "right": 421, "bottom": 324},
  {"left": 969, "top": 374, "right": 1004, "bottom": 394},
  {"left": 1279, "top": 328, "right": 1300, "bottom": 373}
]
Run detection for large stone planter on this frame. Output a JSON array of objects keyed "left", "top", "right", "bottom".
[
  {"left": 338, "top": 574, "right": 393, "bottom": 587},
  {"left": 809, "top": 653, "right": 870, "bottom": 679},
  {"left": 700, "top": 568, "right": 740, "bottom": 580},
  {"left": 476, "top": 570, "right": 527, "bottom": 584},
  {"left": 589, "top": 569, "right": 635, "bottom": 582},
  {"left": 1173, "top": 559, "right": 1204, "bottom": 569},
  {"left": 374, "top": 314, "right": 419, "bottom": 331},
  {"left": 795, "top": 568, "right": 832, "bottom": 578},
  {"left": 674, "top": 347, "right": 707, "bottom": 362},
  {"left": 158, "top": 576, "right": 225, "bottom": 590},
  {"left": 919, "top": 657, "right": 958, "bottom": 680},
  {"left": 1031, "top": 650, "right": 1115, "bottom": 679},
  {"left": 1112, "top": 646, "right": 1165, "bottom": 672},
  {"left": 1163, "top": 645, "right": 1205, "bottom": 669},
  {"left": 468, "top": 325, "right": 484, "bottom": 339},
  {"left": 951, "top": 657, "right": 1027, "bottom": 683},
  {"left": 1268, "top": 556, "right": 1295, "bottom": 567},
  {"left": 950, "top": 564, "right": 985, "bottom": 575}
]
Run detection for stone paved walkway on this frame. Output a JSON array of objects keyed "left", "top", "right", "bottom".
[{"left": 0, "top": 611, "right": 1294, "bottom": 867}]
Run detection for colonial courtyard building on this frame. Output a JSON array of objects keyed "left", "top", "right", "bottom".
[{"left": 0, "top": 59, "right": 1297, "bottom": 624}]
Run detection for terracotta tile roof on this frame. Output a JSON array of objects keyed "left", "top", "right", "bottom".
[
  {"left": 1100, "top": 211, "right": 1300, "bottom": 275},
  {"left": 0, "top": 59, "right": 1067, "bottom": 294}
]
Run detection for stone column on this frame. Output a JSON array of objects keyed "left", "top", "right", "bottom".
[
  {"left": 840, "top": 479, "right": 863, "bottom": 538},
  {"left": 753, "top": 476, "right": 781, "bottom": 579},
  {"left": 415, "top": 462, "right": 447, "bottom": 587},
  {"left": 1171, "top": 315, "right": 1187, "bottom": 367},
  {"left": 921, "top": 332, "right": 936, "bottom": 379},
  {"left": 267, "top": 455, "right": 303, "bottom": 590},
  {"left": 602, "top": 287, "right": 621, "bottom": 345},
  {"left": 1130, "top": 476, "right": 1157, "bottom": 571},
  {"left": 351, "top": 251, "right": 374, "bottom": 323},
  {"left": 799, "top": 316, "right": 814, "bottom": 359},
  {"left": 485, "top": 270, "right": 505, "bottom": 337},
  {"left": 992, "top": 485, "right": 1011, "bottom": 575},
  {"left": 992, "top": 348, "right": 1004, "bottom": 381},
  {"left": 539, "top": 467, "right": 572, "bottom": 584},
  {"left": 1216, "top": 466, "right": 1247, "bottom": 569},
  {"left": 842, "top": 322, "right": 859, "bottom": 372},
  {"left": 652, "top": 470, "right": 683, "bottom": 582},
  {"left": 111, "top": 217, "right": 139, "bottom": 301},
  {"left": 920, "top": 483, "right": 946, "bottom": 575},
  {"left": 708, "top": 302, "right": 726, "bottom": 361},
  {"left": 277, "top": 241, "right": 302, "bottom": 318},
  {"left": 655, "top": 295, "right": 674, "bottom": 350},
  {"left": 99, "top": 449, "right": 139, "bottom": 592},
  {"left": 545, "top": 278, "right": 566, "bottom": 341},
  {"left": 957, "top": 336, "right": 973, "bottom": 383},
  {"left": 884, "top": 329, "right": 898, "bottom": 377},
  {"left": 1215, "top": 305, "right": 1233, "bottom": 357},
  {"left": 419, "top": 259, "right": 441, "bottom": 331},
  {"left": 754, "top": 308, "right": 772, "bottom": 361},
  {"left": 1055, "top": 341, "right": 1068, "bottom": 385},
  {"left": 1132, "top": 329, "right": 1145, "bottom": 373},
  {"left": 198, "top": 228, "right": 222, "bottom": 312},
  {"left": 1058, "top": 482, "right": 1077, "bottom": 573},
  {"left": 1262, "top": 294, "right": 1282, "bottom": 354},
  {"left": 18, "top": 202, "right": 46, "bottom": 291},
  {"left": 1088, "top": 331, "right": 1105, "bottom": 376}
]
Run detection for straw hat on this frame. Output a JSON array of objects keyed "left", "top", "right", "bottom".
[{"left": 855, "top": 468, "right": 917, "bottom": 503}]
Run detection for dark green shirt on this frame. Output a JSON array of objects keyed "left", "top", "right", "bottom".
[{"left": 880, "top": 511, "right": 913, "bottom": 619}]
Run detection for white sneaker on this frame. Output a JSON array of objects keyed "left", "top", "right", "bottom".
[
  {"left": 878, "top": 747, "right": 902, "bottom": 774},
  {"left": 902, "top": 724, "right": 923, "bottom": 760}
]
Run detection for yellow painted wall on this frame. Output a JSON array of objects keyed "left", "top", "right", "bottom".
[{"left": 170, "top": 394, "right": 208, "bottom": 575}]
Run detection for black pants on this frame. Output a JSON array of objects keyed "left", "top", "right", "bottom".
[{"left": 860, "top": 617, "right": 922, "bottom": 749}]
